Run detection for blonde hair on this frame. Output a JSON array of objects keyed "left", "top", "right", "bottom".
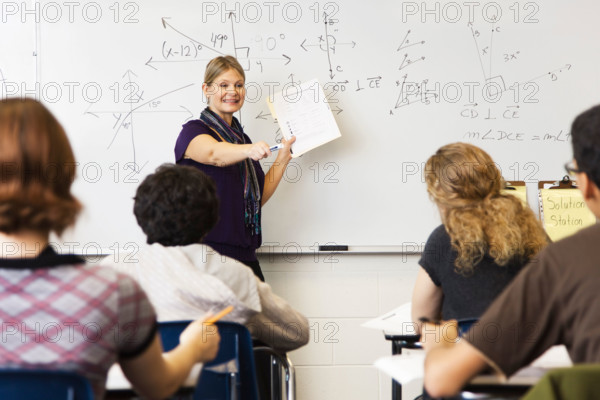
[
  {"left": 425, "top": 142, "right": 548, "bottom": 274},
  {"left": 204, "top": 56, "right": 245, "bottom": 84}
]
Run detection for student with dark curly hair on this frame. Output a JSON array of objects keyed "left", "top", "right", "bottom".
[
  {"left": 0, "top": 98, "right": 220, "bottom": 399},
  {"left": 103, "top": 163, "right": 309, "bottom": 353},
  {"left": 421, "top": 105, "right": 600, "bottom": 397},
  {"left": 132, "top": 164, "right": 219, "bottom": 246},
  {"left": 412, "top": 142, "right": 549, "bottom": 327}
]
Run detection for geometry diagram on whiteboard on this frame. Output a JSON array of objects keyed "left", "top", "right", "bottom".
[{"left": 484, "top": 75, "right": 506, "bottom": 99}]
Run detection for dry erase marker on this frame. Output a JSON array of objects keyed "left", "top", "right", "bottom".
[
  {"left": 269, "top": 143, "right": 284, "bottom": 152},
  {"left": 204, "top": 305, "right": 234, "bottom": 324}
]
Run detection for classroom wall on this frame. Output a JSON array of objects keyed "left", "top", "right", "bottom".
[{"left": 260, "top": 252, "right": 422, "bottom": 400}]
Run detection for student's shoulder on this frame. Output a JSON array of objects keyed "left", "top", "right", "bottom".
[
  {"left": 547, "top": 223, "right": 600, "bottom": 253},
  {"left": 180, "top": 244, "right": 261, "bottom": 305},
  {"left": 180, "top": 244, "right": 253, "bottom": 273},
  {"left": 74, "top": 263, "right": 148, "bottom": 299},
  {"left": 431, "top": 224, "right": 449, "bottom": 238},
  {"left": 52, "top": 256, "right": 148, "bottom": 313},
  {"left": 424, "top": 224, "right": 450, "bottom": 246},
  {"left": 535, "top": 223, "right": 600, "bottom": 271}
]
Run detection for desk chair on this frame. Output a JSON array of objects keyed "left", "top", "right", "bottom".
[
  {"left": 159, "top": 320, "right": 259, "bottom": 400},
  {"left": 385, "top": 318, "right": 478, "bottom": 400},
  {"left": 521, "top": 364, "right": 600, "bottom": 400},
  {"left": 254, "top": 346, "right": 296, "bottom": 400},
  {"left": 0, "top": 369, "right": 93, "bottom": 400}
]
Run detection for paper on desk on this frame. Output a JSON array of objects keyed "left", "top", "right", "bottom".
[
  {"left": 107, "top": 363, "right": 203, "bottom": 390},
  {"left": 375, "top": 352, "right": 425, "bottom": 385},
  {"left": 472, "top": 346, "right": 573, "bottom": 386},
  {"left": 530, "top": 345, "right": 572, "bottom": 368},
  {"left": 267, "top": 78, "right": 341, "bottom": 157},
  {"left": 361, "top": 302, "right": 419, "bottom": 335}
]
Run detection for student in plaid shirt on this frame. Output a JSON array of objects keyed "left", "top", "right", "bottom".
[{"left": 0, "top": 98, "right": 220, "bottom": 399}]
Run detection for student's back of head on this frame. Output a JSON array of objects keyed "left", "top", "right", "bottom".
[
  {"left": 571, "top": 104, "right": 600, "bottom": 188},
  {"left": 0, "top": 98, "right": 80, "bottom": 236},
  {"left": 424, "top": 142, "right": 547, "bottom": 274},
  {"left": 134, "top": 163, "right": 219, "bottom": 246}
]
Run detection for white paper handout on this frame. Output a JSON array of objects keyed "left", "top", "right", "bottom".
[
  {"left": 375, "top": 352, "right": 425, "bottom": 385},
  {"left": 361, "top": 302, "right": 419, "bottom": 336},
  {"left": 267, "top": 78, "right": 342, "bottom": 157}
]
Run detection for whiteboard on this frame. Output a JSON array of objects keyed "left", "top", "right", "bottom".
[{"left": 2, "top": 0, "right": 598, "bottom": 255}]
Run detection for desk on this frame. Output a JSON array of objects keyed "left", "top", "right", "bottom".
[
  {"left": 380, "top": 337, "right": 571, "bottom": 400},
  {"left": 384, "top": 333, "right": 420, "bottom": 400},
  {"left": 461, "top": 366, "right": 553, "bottom": 399},
  {"left": 464, "top": 346, "right": 572, "bottom": 397},
  {"left": 105, "top": 363, "right": 202, "bottom": 399}
]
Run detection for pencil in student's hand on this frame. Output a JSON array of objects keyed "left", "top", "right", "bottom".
[
  {"left": 418, "top": 317, "right": 441, "bottom": 325},
  {"left": 204, "top": 305, "right": 234, "bottom": 324}
]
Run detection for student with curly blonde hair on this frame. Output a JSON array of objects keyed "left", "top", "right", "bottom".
[
  {"left": 422, "top": 104, "right": 600, "bottom": 399},
  {"left": 411, "top": 142, "right": 548, "bottom": 327}
]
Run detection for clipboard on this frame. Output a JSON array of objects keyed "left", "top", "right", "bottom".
[
  {"left": 538, "top": 176, "right": 595, "bottom": 242},
  {"left": 502, "top": 180, "right": 527, "bottom": 206},
  {"left": 538, "top": 175, "right": 578, "bottom": 190}
]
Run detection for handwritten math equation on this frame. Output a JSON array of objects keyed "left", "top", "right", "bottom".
[{"left": 78, "top": 2, "right": 578, "bottom": 164}]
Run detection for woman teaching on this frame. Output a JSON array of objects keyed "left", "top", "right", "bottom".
[{"left": 175, "top": 56, "right": 295, "bottom": 281}]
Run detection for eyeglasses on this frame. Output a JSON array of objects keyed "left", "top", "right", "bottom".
[{"left": 564, "top": 161, "right": 581, "bottom": 177}]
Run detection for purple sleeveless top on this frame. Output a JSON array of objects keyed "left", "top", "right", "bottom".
[{"left": 174, "top": 119, "right": 265, "bottom": 262}]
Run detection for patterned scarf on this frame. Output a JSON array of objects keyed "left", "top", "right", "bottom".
[{"left": 199, "top": 107, "right": 261, "bottom": 235}]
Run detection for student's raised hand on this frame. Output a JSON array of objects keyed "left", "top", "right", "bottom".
[
  {"left": 179, "top": 319, "right": 221, "bottom": 363},
  {"left": 245, "top": 141, "right": 271, "bottom": 161},
  {"left": 420, "top": 319, "right": 459, "bottom": 352}
]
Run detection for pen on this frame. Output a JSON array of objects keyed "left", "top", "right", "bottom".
[
  {"left": 418, "top": 317, "right": 441, "bottom": 325},
  {"left": 269, "top": 143, "right": 284, "bottom": 152},
  {"left": 204, "top": 305, "right": 234, "bottom": 324}
]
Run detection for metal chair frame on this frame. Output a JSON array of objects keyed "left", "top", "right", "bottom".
[{"left": 253, "top": 346, "right": 296, "bottom": 400}]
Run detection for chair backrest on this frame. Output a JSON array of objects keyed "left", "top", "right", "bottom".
[
  {"left": 521, "top": 364, "right": 600, "bottom": 400},
  {"left": 0, "top": 369, "right": 93, "bottom": 400},
  {"left": 457, "top": 318, "right": 478, "bottom": 337},
  {"left": 159, "top": 320, "right": 260, "bottom": 400}
]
